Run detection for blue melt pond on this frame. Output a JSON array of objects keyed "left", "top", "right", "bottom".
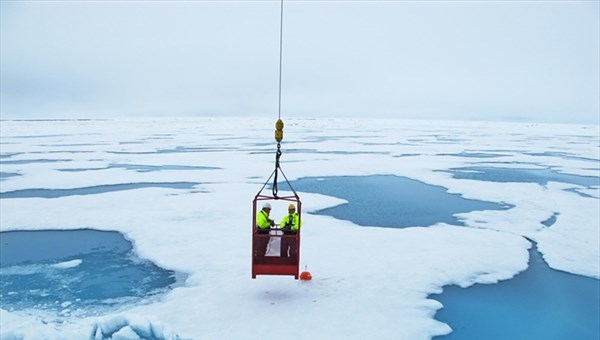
[
  {"left": 0, "top": 172, "right": 20, "bottom": 181},
  {"left": 445, "top": 166, "right": 599, "bottom": 188},
  {"left": 288, "top": 175, "right": 599, "bottom": 339},
  {"left": 288, "top": 175, "right": 511, "bottom": 228},
  {"left": 0, "top": 229, "right": 180, "bottom": 316},
  {"left": 57, "top": 164, "right": 221, "bottom": 173},
  {"left": 0, "top": 182, "right": 199, "bottom": 199},
  {"left": 432, "top": 243, "right": 599, "bottom": 340}
]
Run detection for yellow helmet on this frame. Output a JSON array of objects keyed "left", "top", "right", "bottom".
[{"left": 288, "top": 204, "right": 296, "bottom": 210}]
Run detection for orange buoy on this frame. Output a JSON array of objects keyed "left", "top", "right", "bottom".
[{"left": 300, "top": 271, "right": 312, "bottom": 281}]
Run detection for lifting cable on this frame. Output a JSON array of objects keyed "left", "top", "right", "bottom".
[{"left": 267, "top": 0, "right": 297, "bottom": 199}]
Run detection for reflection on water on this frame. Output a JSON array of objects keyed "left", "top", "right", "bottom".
[{"left": 0, "top": 229, "right": 180, "bottom": 317}]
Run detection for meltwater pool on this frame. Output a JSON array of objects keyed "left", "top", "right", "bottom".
[
  {"left": 288, "top": 175, "right": 599, "bottom": 339},
  {"left": 0, "top": 229, "right": 181, "bottom": 317}
]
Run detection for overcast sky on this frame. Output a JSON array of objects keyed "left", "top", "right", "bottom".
[{"left": 1, "top": 1, "right": 598, "bottom": 124}]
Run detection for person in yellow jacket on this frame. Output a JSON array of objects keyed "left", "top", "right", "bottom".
[
  {"left": 280, "top": 203, "right": 302, "bottom": 263},
  {"left": 255, "top": 202, "right": 275, "bottom": 263}
]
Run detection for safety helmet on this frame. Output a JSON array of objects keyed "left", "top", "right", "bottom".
[
  {"left": 263, "top": 202, "right": 272, "bottom": 209},
  {"left": 288, "top": 204, "right": 295, "bottom": 210}
]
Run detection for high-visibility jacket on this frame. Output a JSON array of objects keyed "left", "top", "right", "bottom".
[
  {"left": 280, "top": 212, "right": 302, "bottom": 231},
  {"left": 256, "top": 210, "right": 273, "bottom": 230}
]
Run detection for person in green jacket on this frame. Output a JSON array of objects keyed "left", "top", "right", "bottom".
[
  {"left": 280, "top": 203, "right": 302, "bottom": 263},
  {"left": 255, "top": 202, "right": 275, "bottom": 263}
]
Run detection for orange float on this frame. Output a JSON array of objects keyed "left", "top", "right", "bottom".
[{"left": 300, "top": 271, "right": 312, "bottom": 281}]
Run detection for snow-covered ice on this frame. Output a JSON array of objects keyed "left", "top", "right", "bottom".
[
  {"left": 50, "top": 259, "right": 82, "bottom": 270},
  {"left": 1, "top": 117, "right": 598, "bottom": 339}
]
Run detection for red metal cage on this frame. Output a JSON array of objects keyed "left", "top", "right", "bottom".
[{"left": 252, "top": 194, "right": 301, "bottom": 279}]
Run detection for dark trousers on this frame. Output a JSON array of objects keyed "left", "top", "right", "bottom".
[{"left": 254, "top": 230, "right": 270, "bottom": 263}]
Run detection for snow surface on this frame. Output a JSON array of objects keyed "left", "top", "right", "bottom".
[{"left": 1, "top": 117, "right": 598, "bottom": 339}]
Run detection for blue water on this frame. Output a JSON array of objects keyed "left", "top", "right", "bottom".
[
  {"left": 288, "top": 175, "right": 511, "bottom": 228},
  {"left": 0, "top": 172, "right": 20, "bottom": 180},
  {"left": 0, "top": 229, "right": 179, "bottom": 316},
  {"left": 0, "top": 152, "right": 24, "bottom": 158},
  {"left": 58, "top": 163, "right": 220, "bottom": 173},
  {"left": 444, "top": 166, "right": 599, "bottom": 188},
  {"left": 107, "top": 146, "right": 237, "bottom": 154},
  {"left": 252, "top": 149, "right": 389, "bottom": 155},
  {"left": 289, "top": 175, "right": 599, "bottom": 339},
  {"left": 0, "top": 182, "right": 200, "bottom": 199},
  {"left": 1, "top": 159, "right": 71, "bottom": 165},
  {"left": 565, "top": 187, "right": 598, "bottom": 199},
  {"left": 432, "top": 243, "right": 600, "bottom": 340},
  {"left": 8, "top": 134, "right": 72, "bottom": 138},
  {"left": 541, "top": 213, "right": 559, "bottom": 227},
  {"left": 524, "top": 151, "right": 599, "bottom": 163},
  {"left": 437, "top": 152, "right": 509, "bottom": 158}
]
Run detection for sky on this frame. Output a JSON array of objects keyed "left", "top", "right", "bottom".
[
  {"left": 1, "top": 0, "right": 599, "bottom": 124},
  {"left": 0, "top": 118, "right": 598, "bottom": 338}
]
